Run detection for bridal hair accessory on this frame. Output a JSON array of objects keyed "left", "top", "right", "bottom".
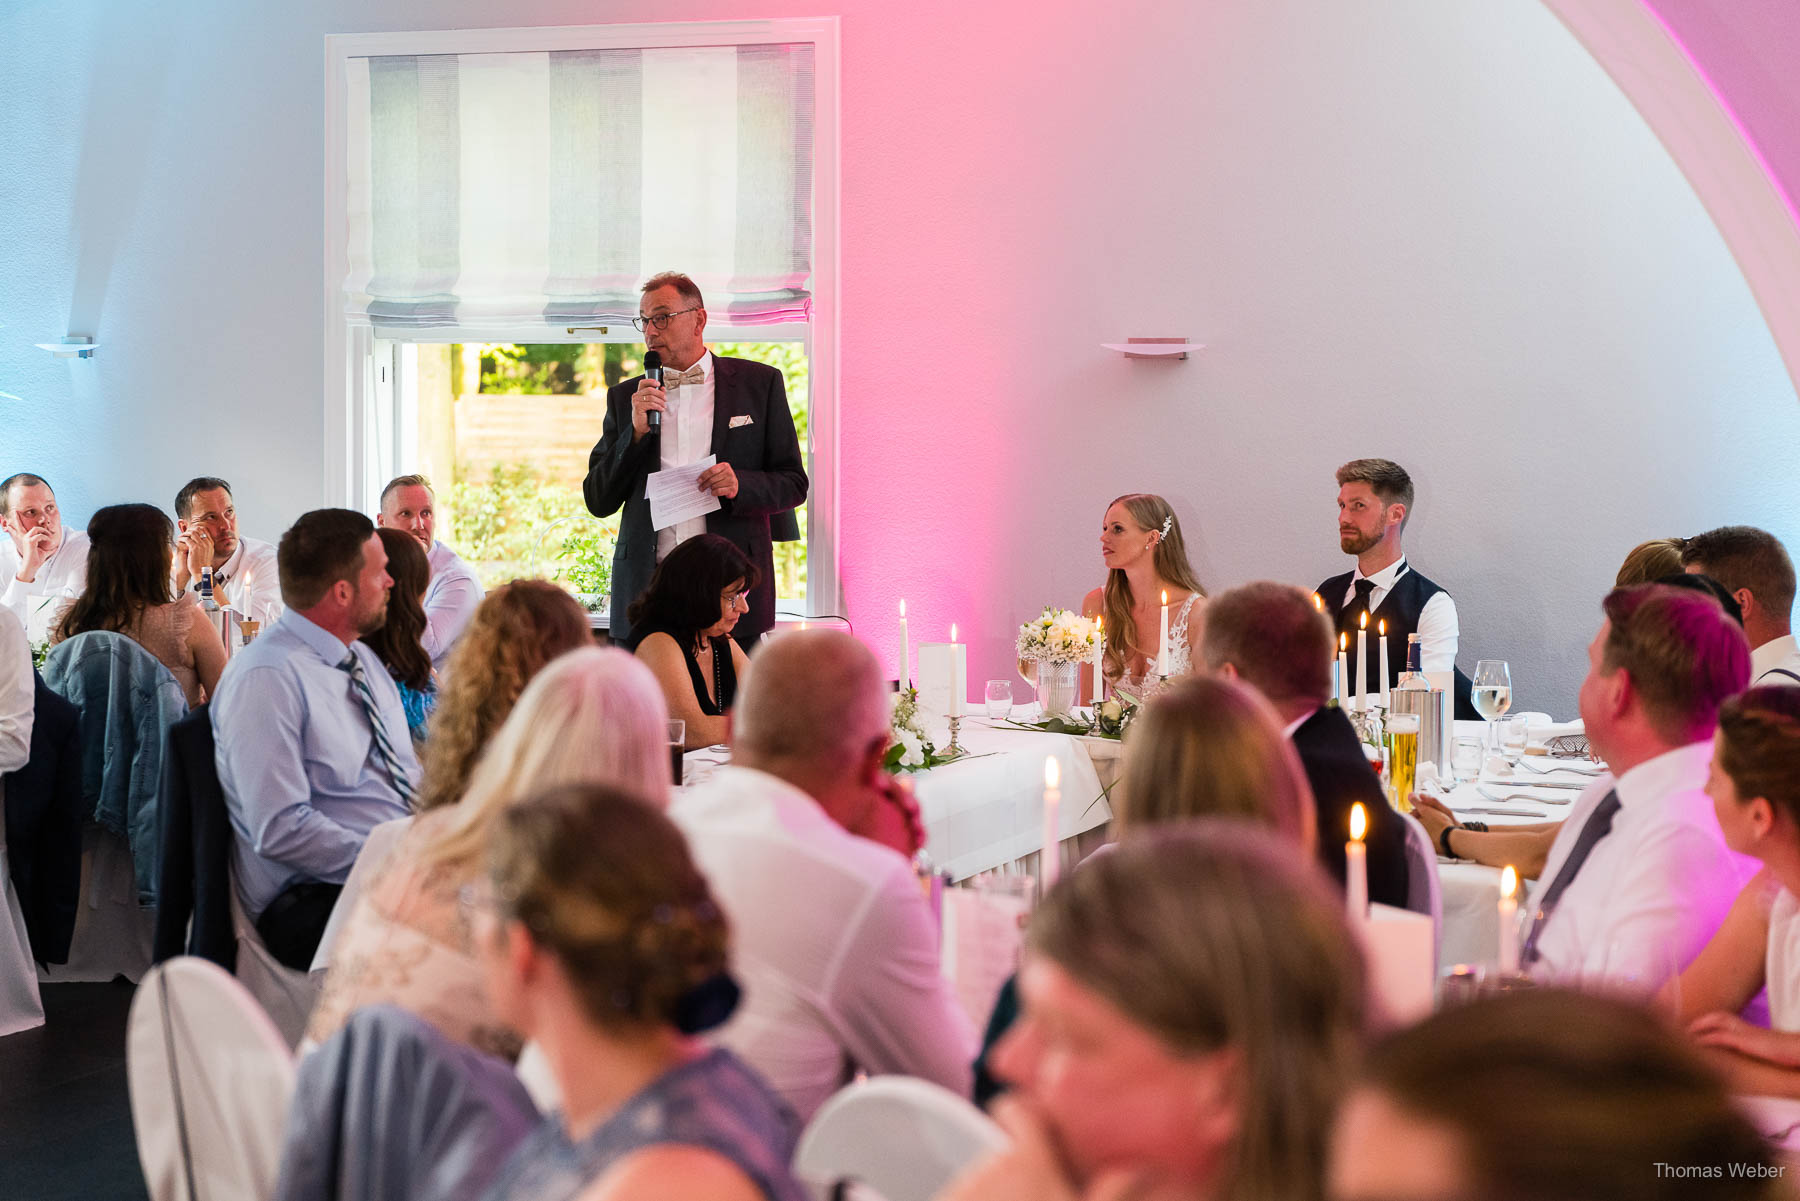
[{"left": 1159, "top": 515, "right": 1173, "bottom": 539}]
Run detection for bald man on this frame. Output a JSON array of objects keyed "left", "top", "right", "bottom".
[{"left": 669, "top": 630, "right": 975, "bottom": 1120}]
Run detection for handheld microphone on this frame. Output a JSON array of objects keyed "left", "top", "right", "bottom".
[{"left": 643, "top": 350, "right": 663, "bottom": 429}]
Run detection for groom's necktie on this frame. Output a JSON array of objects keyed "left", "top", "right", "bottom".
[
  {"left": 337, "top": 651, "right": 416, "bottom": 806},
  {"left": 1519, "top": 788, "right": 1622, "bottom": 967},
  {"left": 1352, "top": 577, "right": 1376, "bottom": 613}
]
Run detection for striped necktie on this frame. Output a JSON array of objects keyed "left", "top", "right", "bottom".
[{"left": 338, "top": 651, "right": 416, "bottom": 806}]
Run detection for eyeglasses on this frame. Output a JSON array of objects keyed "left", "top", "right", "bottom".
[
  {"left": 722, "top": 591, "right": 749, "bottom": 607},
  {"left": 632, "top": 306, "right": 701, "bottom": 333}
]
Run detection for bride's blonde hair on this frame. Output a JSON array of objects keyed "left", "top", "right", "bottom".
[{"left": 1101, "top": 494, "right": 1205, "bottom": 684}]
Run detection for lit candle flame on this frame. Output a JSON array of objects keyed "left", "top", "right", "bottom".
[
  {"left": 1312, "top": 592, "right": 1324, "bottom": 611},
  {"left": 1339, "top": 632, "right": 1347, "bottom": 651},
  {"left": 1501, "top": 865, "right": 1518, "bottom": 899},
  {"left": 1359, "top": 611, "right": 1368, "bottom": 631},
  {"left": 899, "top": 598, "right": 906, "bottom": 617},
  {"left": 950, "top": 623, "right": 958, "bottom": 642},
  {"left": 1350, "top": 802, "right": 1367, "bottom": 842},
  {"left": 1044, "top": 757, "right": 1061, "bottom": 789},
  {"left": 1161, "top": 590, "right": 1168, "bottom": 605},
  {"left": 1378, "top": 618, "right": 1386, "bottom": 636},
  {"left": 1095, "top": 614, "right": 1103, "bottom": 633}
]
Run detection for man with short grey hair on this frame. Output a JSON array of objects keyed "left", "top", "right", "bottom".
[
  {"left": 375, "top": 474, "right": 483, "bottom": 672},
  {"left": 669, "top": 629, "right": 973, "bottom": 1120}
]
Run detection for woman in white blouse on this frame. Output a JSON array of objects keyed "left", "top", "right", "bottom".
[{"left": 1664, "top": 685, "right": 1800, "bottom": 1095}]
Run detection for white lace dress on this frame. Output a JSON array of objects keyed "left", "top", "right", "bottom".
[{"left": 1117, "top": 593, "right": 1203, "bottom": 699}]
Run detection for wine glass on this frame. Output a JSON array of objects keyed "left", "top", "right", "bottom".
[{"left": 1471, "top": 660, "right": 1513, "bottom": 762}]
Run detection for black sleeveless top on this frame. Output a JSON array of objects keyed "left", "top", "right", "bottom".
[
  {"left": 1316, "top": 561, "right": 1477, "bottom": 720},
  {"left": 635, "top": 624, "right": 738, "bottom": 716}
]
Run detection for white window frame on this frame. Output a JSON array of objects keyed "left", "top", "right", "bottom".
[{"left": 323, "top": 18, "right": 842, "bottom": 618}]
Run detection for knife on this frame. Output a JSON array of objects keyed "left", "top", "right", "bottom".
[
  {"left": 1456, "top": 806, "right": 1548, "bottom": 818},
  {"left": 1493, "top": 778, "right": 1587, "bottom": 790}
]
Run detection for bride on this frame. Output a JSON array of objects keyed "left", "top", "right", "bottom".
[{"left": 1082, "top": 493, "right": 1206, "bottom": 699}]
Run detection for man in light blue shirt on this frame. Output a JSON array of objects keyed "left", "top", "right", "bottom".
[{"left": 212, "top": 508, "right": 419, "bottom": 968}]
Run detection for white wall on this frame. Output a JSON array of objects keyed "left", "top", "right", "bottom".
[{"left": 3, "top": 0, "right": 1795, "bottom": 712}]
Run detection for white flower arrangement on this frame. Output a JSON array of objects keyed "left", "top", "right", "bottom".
[
  {"left": 1016, "top": 607, "right": 1102, "bottom": 666},
  {"left": 887, "top": 686, "right": 941, "bottom": 772}
]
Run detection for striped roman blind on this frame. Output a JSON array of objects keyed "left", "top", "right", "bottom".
[{"left": 342, "top": 43, "right": 814, "bottom": 330}]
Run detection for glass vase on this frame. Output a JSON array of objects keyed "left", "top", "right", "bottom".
[{"left": 1034, "top": 659, "right": 1080, "bottom": 720}]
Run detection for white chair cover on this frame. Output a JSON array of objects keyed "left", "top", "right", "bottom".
[
  {"left": 0, "top": 794, "right": 45, "bottom": 1035},
  {"left": 126, "top": 956, "right": 296, "bottom": 1201},
  {"left": 229, "top": 871, "right": 322, "bottom": 1049},
  {"left": 795, "top": 1076, "right": 1008, "bottom": 1201},
  {"left": 36, "top": 826, "right": 154, "bottom": 984},
  {"left": 1400, "top": 811, "right": 1443, "bottom": 964}
]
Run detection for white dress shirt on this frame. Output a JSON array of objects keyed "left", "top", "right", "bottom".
[
  {"left": 422, "top": 540, "right": 484, "bottom": 673},
  {"left": 670, "top": 765, "right": 977, "bottom": 1121},
  {"left": 208, "top": 535, "right": 283, "bottom": 627},
  {"left": 0, "top": 529, "right": 90, "bottom": 640},
  {"left": 655, "top": 349, "right": 716, "bottom": 563},
  {"left": 1751, "top": 634, "right": 1800, "bottom": 686},
  {"left": 0, "top": 606, "right": 35, "bottom": 784},
  {"left": 1338, "top": 556, "right": 1460, "bottom": 674},
  {"left": 1525, "top": 740, "right": 1754, "bottom": 991}
]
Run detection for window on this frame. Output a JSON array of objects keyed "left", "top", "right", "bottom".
[{"left": 326, "top": 20, "right": 839, "bottom": 617}]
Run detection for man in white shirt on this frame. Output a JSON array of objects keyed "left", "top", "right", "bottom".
[
  {"left": 0, "top": 474, "right": 89, "bottom": 640},
  {"left": 173, "top": 476, "right": 283, "bottom": 626},
  {"left": 1314, "top": 458, "right": 1476, "bottom": 717},
  {"left": 0, "top": 606, "right": 34, "bottom": 777},
  {"left": 1522, "top": 583, "right": 1754, "bottom": 990},
  {"left": 374, "top": 474, "right": 483, "bottom": 672},
  {"left": 670, "top": 629, "right": 975, "bottom": 1120},
  {"left": 1681, "top": 525, "right": 1800, "bottom": 686}
]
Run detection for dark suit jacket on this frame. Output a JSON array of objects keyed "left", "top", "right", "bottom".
[
  {"left": 152, "top": 704, "right": 237, "bottom": 970},
  {"left": 1291, "top": 705, "right": 1411, "bottom": 909},
  {"left": 1, "top": 674, "right": 84, "bottom": 964},
  {"left": 583, "top": 354, "right": 807, "bottom": 648}
]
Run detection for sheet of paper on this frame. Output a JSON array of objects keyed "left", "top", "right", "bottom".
[{"left": 647, "top": 454, "right": 723, "bottom": 531}]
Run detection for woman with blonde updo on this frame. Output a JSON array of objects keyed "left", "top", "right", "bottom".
[
  {"left": 477, "top": 783, "right": 809, "bottom": 1201},
  {"left": 1081, "top": 493, "right": 1206, "bottom": 699},
  {"left": 307, "top": 647, "right": 671, "bottom": 1058},
  {"left": 1663, "top": 686, "right": 1800, "bottom": 1097},
  {"left": 415, "top": 579, "right": 592, "bottom": 811}
]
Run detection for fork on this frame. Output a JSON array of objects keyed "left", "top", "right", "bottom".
[
  {"left": 1518, "top": 757, "right": 1602, "bottom": 776},
  {"left": 1478, "top": 785, "right": 1573, "bottom": 806}
]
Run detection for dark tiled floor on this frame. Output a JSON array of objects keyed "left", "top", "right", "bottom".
[{"left": 0, "top": 981, "right": 148, "bottom": 1201}]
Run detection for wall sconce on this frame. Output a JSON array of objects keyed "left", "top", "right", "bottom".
[
  {"left": 35, "top": 336, "right": 97, "bottom": 359},
  {"left": 1101, "top": 337, "right": 1202, "bottom": 360}
]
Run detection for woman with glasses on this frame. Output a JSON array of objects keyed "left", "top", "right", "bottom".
[{"left": 628, "top": 533, "right": 756, "bottom": 749}]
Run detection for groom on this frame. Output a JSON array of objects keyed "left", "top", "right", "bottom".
[
  {"left": 583, "top": 272, "right": 808, "bottom": 649},
  {"left": 1315, "top": 458, "right": 1476, "bottom": 719}
]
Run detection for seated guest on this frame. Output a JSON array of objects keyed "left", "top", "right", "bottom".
[
  {"left": 1330, "top": 990, "right": 1780, "bottom": 1201},
  {"left": 212, "top": 509, "right": 417, "bottom": 970},
  {"left": 375, "top": 474, "right": 482, "bottom": 673},
  {"left": 1616, "top": 536, "right": 1687, "bottom": 586},
  {"left": 1316, "top": 458, "right": 1474, "bottom": 717},
  {"left": 671, "top": 629, "right": 974, "bottom": 1120},
  {"left": 362, "top": 528, "right": 436, "bottom": 743},
  {"left": 172, "top": 475, "right": 283, "bottom": 625},
  {"left": 630, "top": 533, "right": 754, "bottom": 750},
  {"left": 308, "top": 647, "right": 670, "bottom": 1058},
  {"left": 52, "top": 503, "right": 225, "bottom": 708},
  {"left": 1198, "top": 581, "right": 1411, "bottom": 906},
  {"left": 1117, "top": 673, "right": 1315, "bottom": 848},
  {"left": 1519, "top": 583, "right": 1752, "bottom": 990},
  {"left": 944, "top": 825, "right": 1367, "bottom": 1201},
  {"left": 0, "top": 473, "right": 89, "bottom": 634},
  {"left": 416, "top": 580, "right": 593, "bottom": 811},
  {"left": 1666, "top": 687, "right": 1800, "bottom": 1095},
  {"left": 1682, "top": 525, "right": 1800, "bottom": 685},
  {"left": 1079, "top": 493, "right": 1205, "bottom": 699},
  {"left": 478, "top": 783, "right": 808, "bottom": 1201},
  {"left": 0, "top": 606, "right": 31, "bottom": 772}
]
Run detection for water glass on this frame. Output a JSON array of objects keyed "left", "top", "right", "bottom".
[
  {"left": 1451, "top": 735, "right": 1484, "bottom": 784},
  {"left": 667, "top": 719, "right": 686, "bottom": 786},
  {"left": 984, "top": 680, "right": 1012, "bottom": 719},
  {"left": 1500, "top": 714, "right": 1531, "bottom": 767}
]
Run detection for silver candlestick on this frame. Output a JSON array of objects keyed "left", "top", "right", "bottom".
[{"left": 945, "top": 714, "right": 966, "bottom": 758}]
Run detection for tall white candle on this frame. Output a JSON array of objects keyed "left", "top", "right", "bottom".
[
  {"left": 1355, "top": 612, "right": 1369, "bottom": 713},
  {"left": 948, "top": 624, "right": 965, "bottom": 717},
  {"left": 1347, "top": 803, "right": 1369, "bottom": 920},
  {"left": 1157, "top": 590, "right": 1170, "bottom": 678},
  {"left": 1092, "top": 614, "right": 1105, "bottom": 707},
  {"left": 1337, "top": 633, "right": 1350, "bottom": 709},
  {"left": 1378, "top": 618, "right": 1389, "bottom": 709},
  {"left": 1498, "top": 865, "right": 1520, "bottom": 974},
  {"left": 1042, "top": 756, "right": 1062, "bottom": 892},
  {"left": 898, "top": 599, "right": 910, "bottom": 689}
]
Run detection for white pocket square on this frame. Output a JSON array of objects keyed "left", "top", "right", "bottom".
[{"left": 729, "top": 414, "right": 754, "bottom": 428}]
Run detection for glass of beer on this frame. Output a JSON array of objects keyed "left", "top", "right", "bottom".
[{"left": 1387, "top": 713, "right": 1420, "bottom": 811}]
